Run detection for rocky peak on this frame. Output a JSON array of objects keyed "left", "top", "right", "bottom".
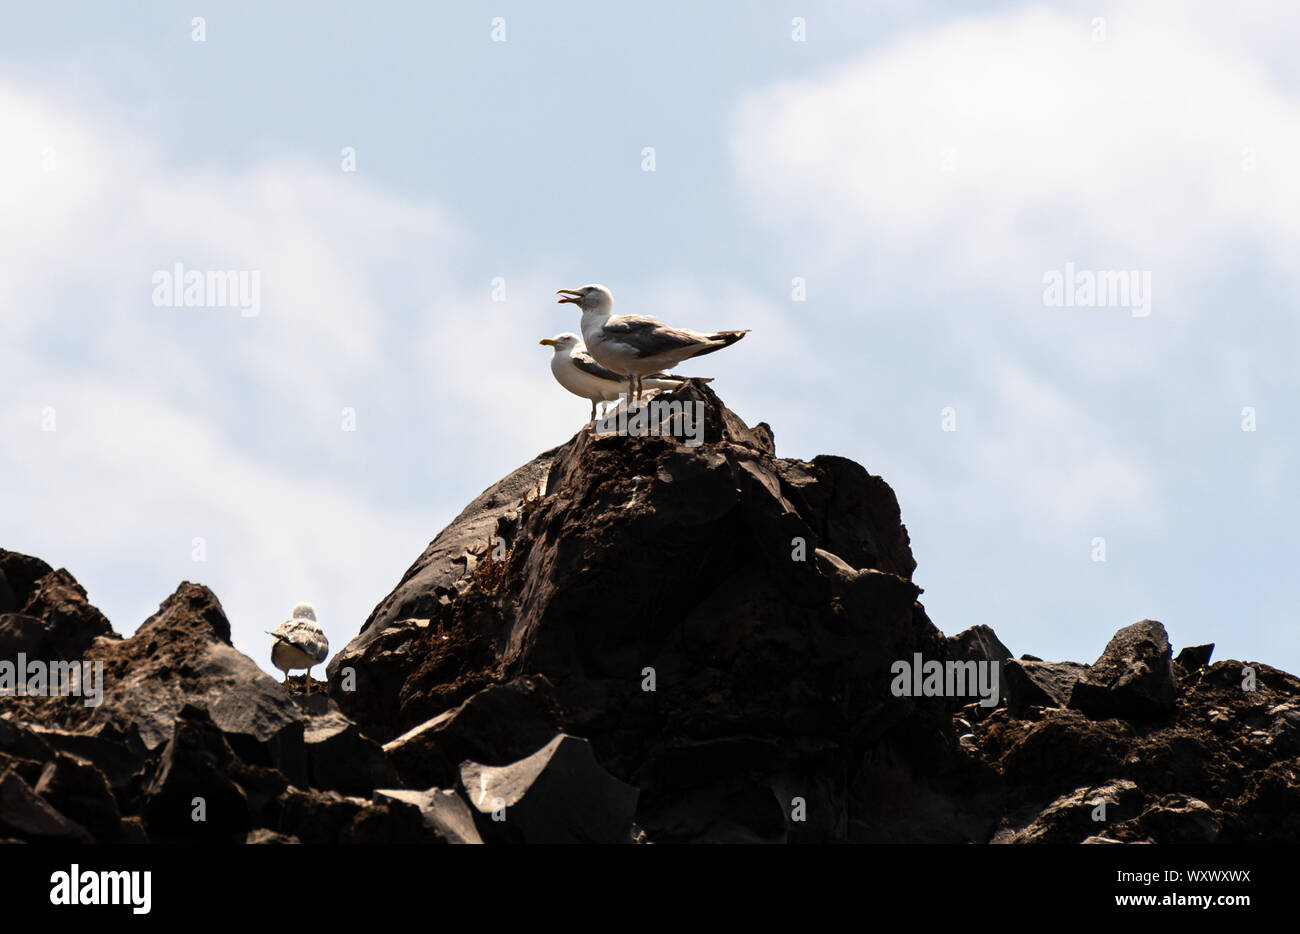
[
  {"left": 1, "top": 387, "right": 1298, "bottom": 844},
  {"left": 0, "top": 549, "right": 114, "bottom": 662},
  {"left": 328, "top": 384, "right": 954, "bottom": 841},
  {"left": 136, "top": 581, "right": 235, "bottom": 646}
]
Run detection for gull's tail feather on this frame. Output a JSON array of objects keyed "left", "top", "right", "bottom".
[
  {"left": 646, "top": 373, "right": 714, "bottom": 384},
  {"left": 687, "top": 329, "right": 750, "bottom": 359}
]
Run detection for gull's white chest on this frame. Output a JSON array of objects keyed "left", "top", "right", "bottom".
[
  {"left": 552, "top": 350, "right": 620, "bottom": 401},
  {"left": 581, "top": 315, "right": 635, "bottom": 372}
]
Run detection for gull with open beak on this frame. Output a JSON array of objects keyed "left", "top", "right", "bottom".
[
  {"left": 540, "top": 332, "right": 709, "bottom": 422},
  {"left": 556, "top": 284, "right": 748, "bottom": 404}
]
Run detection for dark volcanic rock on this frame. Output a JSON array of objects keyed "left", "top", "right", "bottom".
[
  {"left": 1175, "top": 643, "right": 1215, "bottom": 670},
  {"left": 277, "top": 787, "right": 366, "bottom": 845},
  {"left": 986, "top": 708, "right": 1131, "bottom": 794},
  {"left": 278, "top": 780, "right": 428, "bottom": 848},
  {"left": 382, "top": 722, "right": 456, "bottom": 790},
  {"left": 1004, "top": 659, "right": 1089, "bottom": 715},
  {"left": 0, "top": 752, "right": 45, "bottom": 787},
  {"left": 948, "top": 625, "right": 1013, "bottom": 709},
  {"left": 0, "top": 561, "right": 114, "bottom": 662},
  {"left": 4, "top": 386, "right": 1300, "bottom": 844},
  {"left": 373, "top": 787, "right": 482, "bottom": 844},
  {"left": 1221, "top": 759, "right": 1300, "bottom": 842},
  {"left": 460, "top": 734, "right": 638, "bottom": 844},
  {"left": 0, "top": 556, "right": 395, "bottom": 843},
  {"left": 0, "top": 716, "right": 54, "bottom": 762},
  {"left": 118, "top": 815, "right": 150, "bottom": 843},
  {"left": 327, "top": 446, "right": 560, "bottom": 722},
  {"left": 0, "top": 551, "right": 55, "bottom": 610},
  {"left": 340, "top": 794, "right": 446, "bottom": 844},
  {"left": 0, "top": 570, "right": 15, "bottom": 615},
  {"left": 949, "top": 625, "right": 1012, "bottom": 667},
  {"left": 383, "top": 677, "right": 560, "bottom": 789},
  {"left": 993, "top": 779, "right": 1145, "bottom": 844},
  {"left": 50, "top": 583, "right": 307, "bottom": 783},
  {"left": 967, "top": 657, "right": 1300, "bottom": 843},
  {"left": 304, "top": 709, "right": 395, "bottom": 796},
  {"left": 143, "top": 705, "right": 251, "bottom": 841},
  {"left": 35, "top": 753, "right": 122, "bottom": 842},
  {"left": 0, "top": 768, "right": 93, "bottom": 843},
  {"left": 1124, "top": 793, "right": 1221, "bottom": 843},
  {"left": 28, "top": 724, "right": 145, "bottom": 795},
  {"left": 331, "top": 383, "right": 954, "bottom": 842},
  {"left": 771, "top": 454, "right": 917, "bottom": 578},
  {"left": 1069, "top": 620, "right": 1177, "bottom": 720}
]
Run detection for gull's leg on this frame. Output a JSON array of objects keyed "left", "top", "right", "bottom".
[
  {"left": 305, "top": 667, "right": 311, "bottom": 695},
  {"left": 589, "top": 400, "right": 597, "bottom": 423}
]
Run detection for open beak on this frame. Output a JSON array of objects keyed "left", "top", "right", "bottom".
[
  {"left": 539, "top": 337, "right": 556, "bottom": 346},
  {"left": 556, "top": 289, "right": 583, "bottom": 305}
]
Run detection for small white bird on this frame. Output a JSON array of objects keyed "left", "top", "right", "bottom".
[
  {"left": 268, "top": 603, "right": 329, "bottom": 694},
  {"left": 556, "top": 284, "right": 748, "bottom": 403},
  {"left": 539, "top": 332, "right": 706, "bottom": 421}
]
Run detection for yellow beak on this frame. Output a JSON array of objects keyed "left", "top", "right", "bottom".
[
  {"left": 556, "top": 289, "right": 583, "bottom": 304},
  {"left": 539, "top": 338, "right": 556, "bottom": 346}
]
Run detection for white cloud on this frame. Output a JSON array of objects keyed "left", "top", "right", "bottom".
[
  {"left": 726, "top": 0, "right": 1300, "bottom": 543},
  {"left": 0, "top": 81, "right": 470, "bottom": 669},
  {"left": 732, "top": 3, "right": 1300, "bottom": 278},
  {"left": 2, "top": 374, "right": 428, "bottom": 664},
  {"left": 978, "top": 362, "right": 1158, "bottom": 527}
]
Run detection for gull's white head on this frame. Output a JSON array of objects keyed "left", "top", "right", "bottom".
[
  {"left": 291, "top": 602, "right": 316, "bottom": 621},
  {"left": 556, "top": 284, "right": 613, "bottom": 315},
  {"left": 539, "top": 332, "right": 581, "bottom": 352}
]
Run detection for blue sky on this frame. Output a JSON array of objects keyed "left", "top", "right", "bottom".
[{"left": 3, "top": 0, "right": 1298, "bottom": 679}]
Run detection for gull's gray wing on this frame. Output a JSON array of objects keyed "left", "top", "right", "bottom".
[
  {"left": 272, "top": 619, "right": 329, "bottom": 662},
  {"left": 601, "top": 315, "right": 714, "bottom": 358},
  {"left": 571, "top": 348, "right": 627, "bottom": 382}
]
